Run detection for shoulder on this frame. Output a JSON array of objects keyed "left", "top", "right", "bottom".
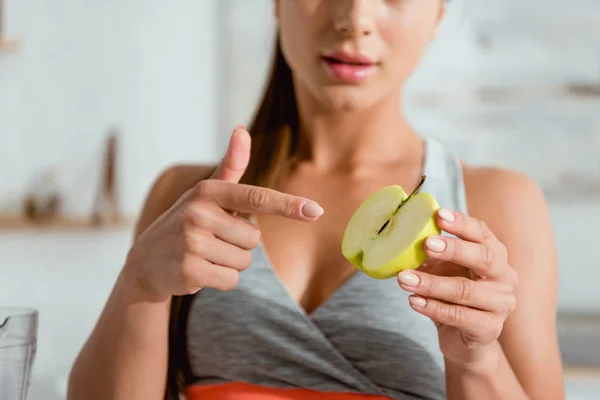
[
  {"left": 462, "top": 164, "right": 547, "bottom": 215},
  {"left": 133, "top": 164, "right": 217, "bottom": 239},
  {"left": 461, "top": 164, "right": 555, "bottom": 264},
  {"left": 462, "top": 164, "right": 547, "bottom": 220}
]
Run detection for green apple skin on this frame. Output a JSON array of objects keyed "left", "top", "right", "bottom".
[{"left": 344, "top": 190, "right": 442, "bottom": 280}]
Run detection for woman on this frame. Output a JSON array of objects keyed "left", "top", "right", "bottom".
[{"left": 68, "top": 1, "right": 564, "bottom": 399}]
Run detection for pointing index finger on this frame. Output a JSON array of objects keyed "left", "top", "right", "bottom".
[{"left": 197, "top": 180, "right": 324, "bottom": 221}]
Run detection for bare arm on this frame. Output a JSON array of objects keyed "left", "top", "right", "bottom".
[
  {"left": 66, "top": 127, "right": 322, "bottom": 400},
  {"left": 67, "top": 165, "right": 213, "bottom": 400},
  {"left": 446, "top": 168, "right": 564, "bottom": 399}
]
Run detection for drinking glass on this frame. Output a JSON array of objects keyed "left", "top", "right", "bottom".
[{"left": 0, "top": 308, "right": 38, "bottom": 400}]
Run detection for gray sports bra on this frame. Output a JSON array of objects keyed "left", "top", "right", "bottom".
[{"left": 186, "top": 137, "right": 468, "bottom": 400}]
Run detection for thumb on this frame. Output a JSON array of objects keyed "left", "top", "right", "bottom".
[{"left": 211, "top": 125, "right": 251, "bottom": 183}]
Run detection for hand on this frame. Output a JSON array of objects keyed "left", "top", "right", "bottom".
[
  {"left": 126, "top": 126, "right": 324, "bottom": 300},
  {"left": 397, "top": 209, "right": 518, "bottom": 368}
]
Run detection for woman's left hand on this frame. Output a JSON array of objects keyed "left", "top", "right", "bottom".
[{"left": 397, "top": 208, "right": 519, "bottom": 368}]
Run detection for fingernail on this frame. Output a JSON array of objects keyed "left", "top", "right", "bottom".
[
  {"left": 232, "top": 126, "right": 250, "bottom": 150},
  {"left": 239, "top": 129, "right": 251, "bottom": 150},
  {"left": 398, "top": 271, "right": 420, "bottom": 287},
  {"left": 438, "top": 208, "right": 455, "bottom": 223},
  {"left": 426, "top": 237, "right": 446, "bottom": 252},
  {"left": 409, "top": 296, "right": 427, "bottom": 308},
  {"left": 301, "top": 202, "right": 324, "bottom": 218}
]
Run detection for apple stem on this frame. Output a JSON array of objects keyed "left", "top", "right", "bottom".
[
  {"left": 394, "top": 175, "right": 426, "bottom": 214},
  {"left": 375, "top": 175, "right": 427, "bottom": 238}
]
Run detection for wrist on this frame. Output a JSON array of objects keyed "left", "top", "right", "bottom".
[
  {"left": 121, "top": 252, "right": 171, "bottom": 304},
  {"left": 444, "top": 341, "right": 501, "bottom": 377}
]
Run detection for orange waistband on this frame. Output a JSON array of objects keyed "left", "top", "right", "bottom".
[{"left": 186, "top": 382, "right": 392, "bottom": 400}]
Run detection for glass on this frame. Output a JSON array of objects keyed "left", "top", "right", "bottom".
[{"left": 0, "top": 308, "right": 38, "bottom": 400}]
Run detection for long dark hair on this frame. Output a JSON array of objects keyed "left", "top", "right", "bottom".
[{"left": 164, "top": 35, "right": 299, "bottom": 400}]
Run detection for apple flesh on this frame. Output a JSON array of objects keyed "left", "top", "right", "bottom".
[{"left": 341, "top": 185, "right": 441, "bottom": 279}]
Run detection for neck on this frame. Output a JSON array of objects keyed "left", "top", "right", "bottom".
[{"left": 293, "top": 83, "right": 420, "bottom": 172}]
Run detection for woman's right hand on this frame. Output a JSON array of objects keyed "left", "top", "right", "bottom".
[{"left": 124, "top": 126, "right": 324, "bottom": 301}]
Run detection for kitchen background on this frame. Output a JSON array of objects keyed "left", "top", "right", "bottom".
[{"left": 0, "top": 0, "right": 599, "bottom": 399}]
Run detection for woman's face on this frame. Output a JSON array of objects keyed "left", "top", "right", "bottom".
[{"left": 276, "top": 0, "right": 445, "bottom": 111}]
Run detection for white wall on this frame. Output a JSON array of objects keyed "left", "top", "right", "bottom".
[
  {"left": 1, "top": 1, "right": 600, "bottom": 399},
  {"left": 550, "top": 203, "right": 600, "bottom": 311},
  {"left": 0, "top": 0, "right": 221, "bottom": 217},
  {"left": 0, "top": 1, "right": 221, "bottom": 398}
]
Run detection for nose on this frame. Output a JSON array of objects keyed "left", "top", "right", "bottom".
[{"left": 333, "top": 0, "right": 375, "bottom": 38}]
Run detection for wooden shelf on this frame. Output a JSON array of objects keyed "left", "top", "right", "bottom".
[
  {"left": 0, "top": 214, "right": 134, "bottom": 231},
  {"left": 564, "top": 367, "right": 600, "bottom": 379},
  {"left": 0, "top": 37, "right": 20, "bottom": 52}
]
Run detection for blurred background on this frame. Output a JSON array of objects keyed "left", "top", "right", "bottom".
[{"left": 0, "top": 0, "right": 599, "bottom": 399}]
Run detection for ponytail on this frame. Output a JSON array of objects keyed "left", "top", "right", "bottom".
[{"left": 240, "top": 35, "right": 299, "bottom": 188}]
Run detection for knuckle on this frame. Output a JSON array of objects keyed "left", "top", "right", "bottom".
[
  {"left": 481, "top": 245, "right": 494, "bottom": 268},
  {"left": 219, "top": 269, "right": 240, "bottom": 291},
  {"left": 486, "top": 320, "right": 504, "bottom": 340},
  {"left": 195, "top": 205, "right": 215, "bottom": 228},
  {"left": 457, "top": 279, "right": 475, "bottom": 302},
  {"left": 498, "top": 242, "right": 508, "bottom": 260},
  {"left": 450, "top": 306, "right": 465, "bottom": 324},
  {"left": 183, "top": 230, "right": 209, "bottom": 257},
  {"left": 183, "top": 282, "right": 201, "bottom": 295},
  {"left": 181, "top": 258, "right": 201, "bottom": 292},
  {"left": 452, "top": 239, "right": 464, "bottom": 259},
  {"left": 247, "top": 227, "right": 262, "bottom": 248},
  {"left": 182, "top": 229, "right": 197, "bottom": 251},
  {"left": 181, "top": 202, "right": 212, "bottom": 229},
  {"left": 435, "top": 303, "right": 463, "bottom": 324},
  {"left": 423, "top": 276, "right": 439, "bottom": 296},
  {"left": 504, "top": 296, "right": 517, "bottom": 315},
  {"left": 479, "top": 220, "right": 492, "bottom": 239},
  {"left": 180, "top": 206, "right": 197, "bottom": 228},
  {"left": 194, "top": 179, "right": 214, "bottom": 199},
  {"left": 247, "top": 187, "right": 269, "bottom": 209},
  {"left": 283, "top": 197, "right": 297, "bottom": 215},
  {"left": 238, "top": 251, "right": 253, "bottom": 271},
  {"left": 432, "top": 304, "right": 445, "bottom": 321}
]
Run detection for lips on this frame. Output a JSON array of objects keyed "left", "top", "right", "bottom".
[{"left": 322, "top": 51, "right": 378, "bottom": 83}]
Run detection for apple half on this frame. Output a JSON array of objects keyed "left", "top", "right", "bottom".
[{"left": 341, "top": 177, "right": 441, "bottom": 279}]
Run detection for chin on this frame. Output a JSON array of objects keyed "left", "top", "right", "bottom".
[{"left": 318, "top": 86, "right": 381, "bottom": 112}]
